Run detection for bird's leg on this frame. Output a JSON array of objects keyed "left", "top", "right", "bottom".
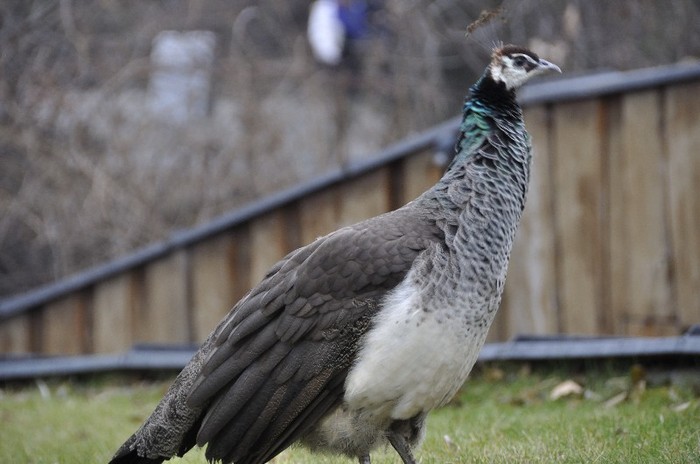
[
  {"left": 358, "top": 455, "right": 371, "bottom": 464},
  {"left": 387, "top": 415, "right": 425, "bottom": 464},
  {"left": 387, "top": 432, "right": 418, "bottom": 464}
]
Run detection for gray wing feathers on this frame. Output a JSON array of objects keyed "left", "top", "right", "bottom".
[
  {"left": 185, "top": 211, "right": 442, "bottom": 462},
  {"left": 115, "top": 207, "right": 443, "bottom": 464}
]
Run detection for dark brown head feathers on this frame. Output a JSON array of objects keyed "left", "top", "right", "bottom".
[{"left": 493, "top": 44, "right": 540, "bottom": 62}]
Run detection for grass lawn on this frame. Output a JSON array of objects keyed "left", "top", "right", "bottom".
[{"left": 1, "top": 362, "right": 698, "bottom": 463}]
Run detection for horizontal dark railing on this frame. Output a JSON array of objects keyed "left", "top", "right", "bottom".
[
  {"left": 3, "top": 61, "right": 699, "bottom": 321},
  {"left": 2, "top": 326, "right": 698, "bottom": 380}
]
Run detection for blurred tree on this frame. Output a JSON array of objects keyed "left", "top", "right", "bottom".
[{"left": 0, "top": 0, "right": 699, "bottom": 297}]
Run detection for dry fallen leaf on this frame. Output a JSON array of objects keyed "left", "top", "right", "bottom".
[
  {"left": 484, "top": 366, "right": 505, "bottom": 382},
  {"left": 630, "top": 364, "right": 646, "bottom": 385},
  {"left": 605, "top": 391, "right": 628, "bottom": 408},
  {"left": 550, "top": 380, "right": 583, "bottom": 400},
  {"left": 630, "top": 379, "right": 647, "bottom": 404},
  {"left": 672, "top": 401, "right": 691, "bottom": 412},
  {"left": 443, "top": 434, "right": 454, "bottom": 447}
]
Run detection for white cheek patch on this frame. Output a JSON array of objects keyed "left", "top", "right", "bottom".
[{"left": 491, "top": 54, "right": 540, "bottom": 90}]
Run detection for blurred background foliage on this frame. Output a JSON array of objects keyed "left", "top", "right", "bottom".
[{"left": 1, "top": 0, "right": 699, "bottom": 297}]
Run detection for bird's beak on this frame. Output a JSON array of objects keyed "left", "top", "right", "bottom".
[{"left": 538, "top": 59, "right": 562, "bottom": 74}]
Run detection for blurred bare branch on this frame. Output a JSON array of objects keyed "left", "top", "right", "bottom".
[{"left": 1, "top": 0, "right": 699, "bottom": 296}]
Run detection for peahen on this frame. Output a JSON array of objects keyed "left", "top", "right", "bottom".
[{"left": 109, "top": 44, "right": 561, "bottom": 464}]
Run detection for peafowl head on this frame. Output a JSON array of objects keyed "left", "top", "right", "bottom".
[{"left": 488, "top": 44, "right": 561, "bottom": 90}]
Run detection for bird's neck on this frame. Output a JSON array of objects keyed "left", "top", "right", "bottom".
[
  {"left": 444, "top": 74, "right": 523, "bottom": 173},
  {"left": 411, "top": 78, "right": 531, "bottom": 320},
  {"left": 469, "top": 72, "right": 519, "bottom": 115},
  {"left": 423, "top": 71, "right": 531, "bottom": 265}
]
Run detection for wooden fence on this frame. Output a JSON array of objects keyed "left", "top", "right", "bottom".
[{"left": 1, "top": 63, "right": 699, "bottom": 355}]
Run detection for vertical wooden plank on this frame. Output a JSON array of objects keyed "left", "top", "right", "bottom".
[
  {"left": 552, "top": 99, "right": 604, "bottom": 335},
  {"left": 338, "top": 168, "right": 391, "bottom": 227},
  {"left": 609, "top": 90, "right": 673, "bottom": 336},
  {"left": 137, "top": 251, "right": 190, "bottom": 344},
  {"left": 486, "top": 295, "right": 509, "bottom": 343},
  {"left": 625, "top": 319, "right": 679, "bottom": 338},
  {"left": 229, "top": 226, "right": 253, "bottom": 306},
  {"left": 93, "top": 273, "right": 135, "bottom": 353},
  {"left": 191, "top": 233, "right": 237, "bottom": 341},
  {"left": 0, "top": 315, "right": 31, "bottom": 353},
  {"left": 606, "top": 96, "right": 624, "bottom": 334},
  {"left": 282, "top": 203, "right": 303, "bottom": 252},
  {"left": 42, "top": 294, "right": 87, "bottom": 355},
  {"left": 299, "top": 168, "right": 394, "bottom": 246},
  {"left": 665, "top": 81, "right": 700, "bottom": 331},
  {"left": 299, "top": 187, "right": 340, "bottom": 245},
  {"left": 399, "top": 150, "right": 443, "bottom": 205},
  {"left": 249, "top": 211, "right": 289, "bottom": 286},
  {"left": 503, "top": 105, "right": 558, "bottom": 337}
]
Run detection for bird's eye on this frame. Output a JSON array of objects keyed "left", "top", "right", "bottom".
[{"left": 513, "top": 56, "right": 527, "bottom": 67}]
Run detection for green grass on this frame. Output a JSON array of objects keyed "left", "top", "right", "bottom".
[{"left": 1, "top": 364, "right": 698, "bottom": 463}]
